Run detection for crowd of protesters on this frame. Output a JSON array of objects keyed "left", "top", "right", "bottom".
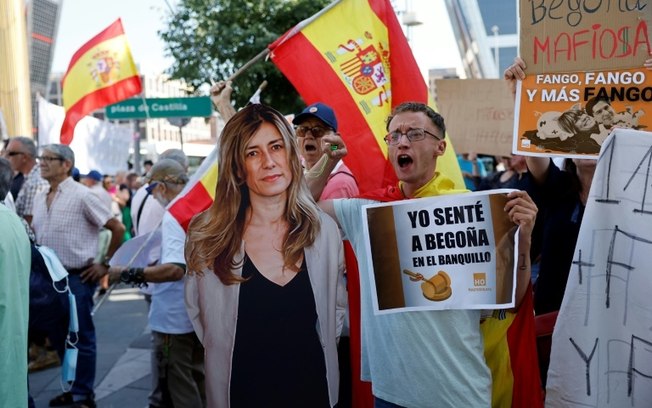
[{"left": 2, "top": 53, "right": 652, "bottom": 408}]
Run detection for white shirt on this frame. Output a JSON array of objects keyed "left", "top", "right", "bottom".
[
  {"left": 131, "top": 185, "right": 165, "bottom": 236},
  {"left": 32, "top": 178, "right": 112, "bottom": 269},
  {"left": 148, "top": 212, "right": 193, "bottom": 334}
]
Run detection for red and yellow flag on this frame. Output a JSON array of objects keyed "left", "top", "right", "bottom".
[
  {"left": 269, "top": 0, "right": 464, "bottom": 193},
  {"left": 168, "top": 147, "right": 218, "bottom": 231},
  {"left": 60, "top": 18, "right": 141, "bottom": 145}
]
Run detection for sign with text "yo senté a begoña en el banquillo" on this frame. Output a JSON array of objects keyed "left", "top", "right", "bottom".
[{"left": 105, "top": 97, "right": 212, "bottom": 120}]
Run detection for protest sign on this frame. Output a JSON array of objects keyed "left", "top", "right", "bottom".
[
  {"left": 435, "top": 79, "right": 514, "bottom": 157},
  {"left": 519, "top": 0, "right": 651, "bottom": 74},
  {"left": 361, "top": 190, "right": 518, "bottom": 314},
  {"left": 546, "top": 129, "right": 652, "bottom": 406},
  {"left": 513, "top": 68, "right": 652, "bottom": 158}
]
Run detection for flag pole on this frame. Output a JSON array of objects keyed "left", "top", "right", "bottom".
[
  {"left": 91, "top": 226, "right": 161, "bottom": 316},
  {"left": 220, "top": 0, "right": 342, "bottom": 83}
]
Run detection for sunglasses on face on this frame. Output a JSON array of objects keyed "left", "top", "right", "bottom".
[
  {"left": 5, "top": 151, "right": 26, "bottom": 157},
  {"left": 294, "top": 125, "right": 333, "bottom": 138}
]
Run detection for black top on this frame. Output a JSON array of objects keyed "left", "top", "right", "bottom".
[
  {"left": 525, "top": 160, "right": 584, "bottom": 314},
  {"left": 230, "top": 254, "right": 330, "bottom": 408}
]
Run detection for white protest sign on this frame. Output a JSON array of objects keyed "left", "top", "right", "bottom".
[
  {"left": 361, "top": 189, "right": 519, "bottom": 314},
  {"left": 546, "top": 129, "right": 652, "bottom": 407}
]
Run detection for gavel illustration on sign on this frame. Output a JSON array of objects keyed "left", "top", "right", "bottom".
[{"left": 403, "top": 269, "right": 452, "bottom": 301}]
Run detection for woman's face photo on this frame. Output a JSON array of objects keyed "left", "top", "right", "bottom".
[
  {"left": 243, "top": 121, "right": 292, "bottom": 199},
  {"left": 574, "top": 113, "right": 596, "bottom": 132}
]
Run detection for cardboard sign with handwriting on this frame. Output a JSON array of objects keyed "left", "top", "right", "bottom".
[
  {"left": 435, "top": 79, "right": 514, "bottom": 157},
  {"left": 519, "top": 0, "right": 651, "bottom": 74}
]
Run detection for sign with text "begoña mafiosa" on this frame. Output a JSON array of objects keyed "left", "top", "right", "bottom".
[{"left": 520, "top": 0, "right": 651, "bottom": 74}]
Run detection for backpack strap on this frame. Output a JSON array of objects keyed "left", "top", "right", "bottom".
[{"left": 135, "top": 192, "right": 151, "bottom": 234}]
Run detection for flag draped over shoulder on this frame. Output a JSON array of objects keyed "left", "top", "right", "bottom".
[
  {"left": 481, "top": 287, "right": 543, "bottom": 408},
  {"left": 167, "top": 147, "right": 219, "bottom": 230},
  {"left": 269, "top": 0, "right": 464, "bottom": 193},
  {"left": 60, "top": 18, "right": 141, "bottom": 145}
]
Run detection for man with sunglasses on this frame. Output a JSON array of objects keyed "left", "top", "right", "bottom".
[
  {"left": 3, "top": 136, "right": 48, "bottom": 226},
  {"left": 307, "top": 102, "right": 539, "bottom": 408},
  {"left": 293, "top": 102, "right": 359, "bottom": 404},
  {"left": 293, "top": 102, "right": 359, "bottom": 199}
]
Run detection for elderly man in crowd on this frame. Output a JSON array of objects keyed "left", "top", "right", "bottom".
[
  {"left": 31, "top": 144, "right": 125, "bottom": 408},
  {"left": 111, "top": 159, "right": 205, "bottom": 408},
  {"left": 2, "top": 136, "right": 48, "bottom": 225}
]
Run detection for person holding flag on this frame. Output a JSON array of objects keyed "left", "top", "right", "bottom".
[
  {"left": 109, "top": 159, "right": 205, "bottom": 408},
  {"left": 308, "top": 102, "right": 541, "bottom": 407}
]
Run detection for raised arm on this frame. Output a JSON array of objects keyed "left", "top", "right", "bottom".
[
  {"left": 305, "top": 133, "right": 348, "bottom": 225},
  {"left": 504, "top": 190, "right": 538, "bottom": 310},
  {"left": 210, "top": 80, "right": 237, "bottom": 122},
  {"left": 503, "top": 57, "right": 552, "bottom": 184},
  {"left": 526, "top": 157, "right": 552, "bottom": 185},
  {"left": 503, "top": 56, "right": 527, "bottom": 98}
]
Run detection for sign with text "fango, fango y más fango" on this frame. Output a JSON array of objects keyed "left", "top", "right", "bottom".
[{"left": 105, "top": 97, "right": 212, "bottom": 119}]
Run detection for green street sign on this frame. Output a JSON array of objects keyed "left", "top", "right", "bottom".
[{"left": 105, "top": 97, "right": 212, "bottom": 119}]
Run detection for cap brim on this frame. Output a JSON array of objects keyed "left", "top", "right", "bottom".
[
  {"left": 292, "top": 112, "right": 336, "bottom": 131},
  {"left": 292, "top": 112, "right": 317, "bottom": 125}
]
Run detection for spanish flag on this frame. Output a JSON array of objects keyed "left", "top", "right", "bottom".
[
  {"left": 60, "top": 18, "right": 141, "bottom": 145},
  {"left": 268, "top": 0, "right": 464, "bottom": 193},
  {"left": 168, "top": 146, "right": 218, "bottom": 231}
]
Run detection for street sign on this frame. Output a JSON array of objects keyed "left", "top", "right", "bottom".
[{"left": 105, "top": 97, "right": 212, "bottom": 120}]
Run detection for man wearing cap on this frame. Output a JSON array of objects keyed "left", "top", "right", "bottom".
[
  {"left": 293, "top": 102, "right": 360, "bottom": 405},
  {"left": 293, "top": 102, "right": 359, "bottom": 199},
  {"left": 110, "top": 159, "right": 205, "bottom": 408},
  {"left": 31, "top": 144, "right": 125, "bottom": 408},
  {"left": 81, "top": 170, "right": 113, "bottom": 212},
  {"left": 2, "top": 136, "right": 48, "bottom": 225},
  {"left": 131, "top": 149, "right": 189, "bottom": 237}
]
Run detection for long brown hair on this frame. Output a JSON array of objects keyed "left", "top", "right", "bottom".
[{"left": 185, "top": 104, "right": 321, "bottom": 284}]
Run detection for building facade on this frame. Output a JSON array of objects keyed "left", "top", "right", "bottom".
[{"left": 444, "top": 0, "right": 518, "bottom": 79}]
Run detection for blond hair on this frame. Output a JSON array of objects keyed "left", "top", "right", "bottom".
[{"left": 185, "top": 104, "right": 321, "bottom": 284}]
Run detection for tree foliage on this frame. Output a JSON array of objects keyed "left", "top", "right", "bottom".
[{"left": 159, "top": 0, "right": 331, "bottom": 114}]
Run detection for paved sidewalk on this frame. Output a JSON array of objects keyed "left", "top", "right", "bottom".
[{"left": 29, "top": 286, "right": 153, "bottom": 408}]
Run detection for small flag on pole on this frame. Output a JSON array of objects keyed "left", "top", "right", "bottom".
[{"left": 60, "top": 18, "right": 141, "bottom": 145}]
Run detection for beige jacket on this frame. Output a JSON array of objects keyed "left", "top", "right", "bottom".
[{"left": 185, "top": 212, "right": 347, "bottom": 408}]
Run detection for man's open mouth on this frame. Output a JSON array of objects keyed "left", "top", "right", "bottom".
[{"left": 398, "top": 154, "right": 413, "bottom": 168}]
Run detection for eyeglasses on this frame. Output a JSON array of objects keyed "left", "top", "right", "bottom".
[
  {"left": 384, "top": 128, "right": 442, "bottom": 145},
  {"left": 294, "top": 125, "right": 333, "bottom": 138},
  {"left": 37, "top": 156, "right": 65, "bottom": 162},
  {"left": 5, "top": 151, "right": 26, "bottom": 157}
]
